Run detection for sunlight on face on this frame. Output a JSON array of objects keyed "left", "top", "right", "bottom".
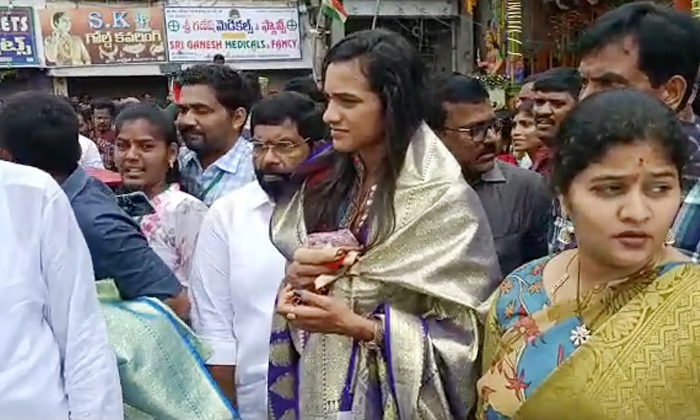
[
  {"left": 322, "top": 59, "right": 384, "bottom": 154},
  {"left": 562, "top": 140, "right": 681, "bottom": 269}
]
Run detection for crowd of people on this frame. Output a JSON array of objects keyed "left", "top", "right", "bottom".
[{"left": 1, "top": 1, "right": 699, "bottom": 420}]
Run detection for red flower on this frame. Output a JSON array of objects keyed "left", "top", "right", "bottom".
[
  {"left": 515, "top": 304, "right": 529, "bottom": 318},
  {"left": 514, "top": 316, "right": 541, "bottom": 345},
  {"left": 530, "top": 262, "right": 545, "bottom": 276},
  {"left": 504, "top": 367, "right": 530, "bottom": 401}
]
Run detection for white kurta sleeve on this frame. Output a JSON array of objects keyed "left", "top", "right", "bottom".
[
  {"left": 78, "top": 135, "right": 105, "bottom": 170},
  {"left": 189, "top": 205, "right": 238, "bottom": 365},
  {"left": 41, "top": 186, "right": 123, "bottom": 420}
]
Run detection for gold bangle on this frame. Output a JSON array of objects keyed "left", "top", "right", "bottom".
[{"left": 364, "top": 317, "right": 384, "bottom": 350}]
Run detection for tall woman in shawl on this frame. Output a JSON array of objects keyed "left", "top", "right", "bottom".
[
  {"left": 478, "top": 89, "right": 700, "bottom": 420},
  {"left": 267, "top": 29, "right": 501, "bottom": 419}
]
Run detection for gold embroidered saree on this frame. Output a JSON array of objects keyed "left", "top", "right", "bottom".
[
  {"left": 97, "top": 280, "right": 238, "bottom": 420},
  {"left": 267, "top": 124, "right": 501, "bottom": 420},
  {"left": 477, "top": 257, "right": 700, "bottom": 420}
]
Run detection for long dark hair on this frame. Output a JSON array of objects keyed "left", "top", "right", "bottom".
[
  {"left": 114, "top": 103, "right": 184, "bottom": 189},
  {"left": 303, "top": 29, "right": 426, "bottom": 245}
]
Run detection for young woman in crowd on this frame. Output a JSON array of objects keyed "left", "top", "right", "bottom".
[
  {"left": 110, "top": 104, "right": 236, "bottom": 420},
  {"left": 495, "top": 109, "right": 517, "bottom": 166},
  {"left": 267, "top": 29, "right": 500, "bottom": 419},
  {"left": 78, "top": 107, "right": 93, "bottom": 138},
  {"left": 478, "top": 89, "right": 700, "bottom": 419},
  {"left": 511, "top": 100, "right": 545, "bottom": 171},
  {"left": 113, "top": 103, "right": 207, "bottom": 288}
]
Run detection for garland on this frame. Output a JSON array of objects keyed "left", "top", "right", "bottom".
[{"left": 478, "top": 73, "right": 509, "bottom": 89}]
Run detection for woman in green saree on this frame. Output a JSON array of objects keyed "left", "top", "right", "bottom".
[
  {"left": 478, "top": 89, "right": 700, "bottom": 420},
  {"left": 98, "top": 280, "right": 238, "bottom": 420}
]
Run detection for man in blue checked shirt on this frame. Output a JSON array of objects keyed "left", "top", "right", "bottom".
[
  {"left": 530, "top": 69, "right": 582, "bottom": 254},
  {"left": 176, "top": 64, "right": 256, "bottom": 206},
  {"left": 550, "top": 2, "right": 700, "bottom": 255},
  {"left": 673, "top": 183, "right": 700, "bottom": 261}
]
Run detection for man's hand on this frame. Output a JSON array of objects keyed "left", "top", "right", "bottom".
[{"left": 164, "top": 291, "right": 190, "bottom": 321}]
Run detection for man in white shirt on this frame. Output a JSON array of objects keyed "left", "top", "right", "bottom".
[
  {"left": 189, "top": 92, "right": 328, "bottom": 419},
  {"left": 78, "top": 134, "right": 105, "bottom": 169},
  {"left": 0, "top": 160, "right": 123, "bottom": 420}
]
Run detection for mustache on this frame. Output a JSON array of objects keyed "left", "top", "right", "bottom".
[
  {"left": 255, "top": 169, "right": 296, "bottom": 200},
  {"left": 258, "top": 172, "right": 287, "bottom": 182},
  {"left": 179, "top": 127, "right": 202, "bottom": 135},
  {"left": 479, "top": 142, "right": 498, "bottom": 156},
  {"left": 535, "top": 117, "right": 555, "bottom": 125}
]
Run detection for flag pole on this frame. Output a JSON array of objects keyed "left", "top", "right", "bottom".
[
  {"left": 311, "top": 4, "right": 325, "bottom": 83},
  {"left": 315, "top": 2, "right": 324, "bottom": 33},
  {"left": 371, "top": 0, "right": 381, "bottom": 29}
]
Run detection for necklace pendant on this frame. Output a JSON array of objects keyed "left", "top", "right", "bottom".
[{"left": 570, "top": 324, "right": 591, "bottom": 346}]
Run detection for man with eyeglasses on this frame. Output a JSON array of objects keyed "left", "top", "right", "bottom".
[
  {"left": 189, "top": 91, "right": 328, "bottom": 420},
  {"left": 427, "top": 73, "right": 551, "bottom": 275}
]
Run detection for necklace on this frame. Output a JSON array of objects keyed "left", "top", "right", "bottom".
[
  {"left": 568, "top": 253, "right": 662, "bottom": 347},
  {"left": 570, "top": 259, "right": 591, "bottom": 346},
  {"left": 552, "top": 252, "right": 578, "bottom": 296},
  {"left": 352, "top": 184, "right": 377, "bottom": 234}
]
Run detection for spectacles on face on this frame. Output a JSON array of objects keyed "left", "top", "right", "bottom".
[
  {"left": 444, "top": 118, "right": 502, "bottom": 142},
  {"left": 249, "top": 139, "right": 310, "bottom": 156}
]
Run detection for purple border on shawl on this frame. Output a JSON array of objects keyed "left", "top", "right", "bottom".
[
  {"left": 340, "top": 303, "right": 408, "bottom": 412},
  {"left": 310, "top": 142, "right": 334, "bottom": 159},
  {"left": 268, "top": 302, "right": 429, "bottom": 418},
  {"left": 292, "top": 143, "right": 335, "bottom": 181},
  {"left": 267, "top": 301, "right": 300, "bottom": 420},
  {"left": 383, "top": 304, "right": 428, "bottom": 409},
  {"left": 339, "top": 339, "right": 360, "bottom": 410},
  {"left": 382, "top": 303, "right": 400, "bottom": 403}
]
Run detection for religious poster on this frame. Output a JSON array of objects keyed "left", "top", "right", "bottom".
[{"left": 39, "top": 6, "right": 166, "bottom": 67}]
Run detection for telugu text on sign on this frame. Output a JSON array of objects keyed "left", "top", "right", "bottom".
[
  {"left": 39, "top": 6, "right": 166, "bottom": 67},
  {"left": 0, "top": 7, "right": 39, "bottom": 67},
  {"left": 164, "top": 7, "right": 302, "bottom": 62}
]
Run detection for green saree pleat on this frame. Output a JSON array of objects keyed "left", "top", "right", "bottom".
[{"left": 97, "top": 280, "right": 239, "bottom": 420}]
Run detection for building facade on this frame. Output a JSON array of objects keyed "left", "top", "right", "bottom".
[
  {"left": 327, "top": 0, "right": 475, "bottom": 74},
  {"left": 0, "top": 0, "right": 312, "bottom": 99}
]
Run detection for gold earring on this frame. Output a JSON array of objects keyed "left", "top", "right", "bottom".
[
  {"left": 664, "top": 229, "right": 675, "bottom": 247},
  {"left": 557, "top": 224, "right": 575, "bottom": 245}
]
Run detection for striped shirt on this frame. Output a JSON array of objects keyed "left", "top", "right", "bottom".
[{"left": 178, "top": 137, "right": 255, "bottom": 206}]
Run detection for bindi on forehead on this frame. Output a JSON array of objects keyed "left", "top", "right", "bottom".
[{"left": 594, "top": 141, "right": 675, "bottom": 173}]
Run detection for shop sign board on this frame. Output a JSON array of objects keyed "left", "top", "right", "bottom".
[
  {"left": 0, "top": 7, "right": 40, "bottom": 67},
  {"left": 39, "top": 6, "right": 166, "bottom": 67},
  {"left": 164, "top": 7, "right": 301, "bottom": 62}
]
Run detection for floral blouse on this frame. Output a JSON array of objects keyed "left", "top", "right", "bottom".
[{"left": 140, "top": 184, "right": 208, "bottom": 288}]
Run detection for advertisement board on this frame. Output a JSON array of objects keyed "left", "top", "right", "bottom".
[
  {"left": 164, "top": 7, "right": 301, "bottom": 62},
  {"left": 39, "top": 6, "right": 166, "bottom": 66},
  {"left": 0, "top": 7, "right": 39, "bottom": 67}
]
